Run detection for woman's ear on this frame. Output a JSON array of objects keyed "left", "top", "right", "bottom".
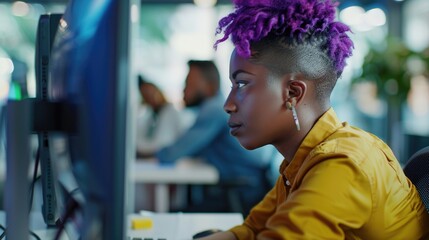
[
  {"left": 281, "top": 77, "right": 307, "bottom": 106},
  {"left": 288, "top": 80, "right": 306, "bottom": 104}
]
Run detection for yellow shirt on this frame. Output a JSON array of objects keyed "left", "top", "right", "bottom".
[{"left": 230, "top": 108, "right": 429, "bottom": 239}]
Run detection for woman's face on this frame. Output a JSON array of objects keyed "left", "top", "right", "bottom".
[
  {"left": 224, "top": 50, "right": 290, "bottom": 150},
  {"left": 140, "top": 84, "right": 164, "bottom": 108}
]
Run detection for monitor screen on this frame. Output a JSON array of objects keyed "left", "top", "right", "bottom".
[{"left": 47, "top": 0, "right": 131, "bottom": 239}]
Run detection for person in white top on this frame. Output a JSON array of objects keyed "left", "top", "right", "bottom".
[{"left": 136, "top": 75, "right": 185, "bottom": 158}]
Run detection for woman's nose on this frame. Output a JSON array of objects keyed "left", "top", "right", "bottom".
[{"left": 224, "top": 94, "right": 237, "bottom": 114}]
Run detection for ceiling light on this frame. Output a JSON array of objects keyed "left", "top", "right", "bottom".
[{"left": 12, "top": 1, "right": 30, "bottom": 17}]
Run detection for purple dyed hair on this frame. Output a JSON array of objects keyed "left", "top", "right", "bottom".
[{"left": 214, "top": 0, "right": 354, "bottom": 75}]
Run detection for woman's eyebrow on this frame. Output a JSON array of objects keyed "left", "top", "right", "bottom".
[{"left": 232, "top": 70, "right": 253, "bottom": 79}]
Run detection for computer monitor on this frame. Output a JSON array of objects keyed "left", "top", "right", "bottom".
[
  {"left": 45, "top": 0, "right": 131, "bottom": 239},
  {"left": 34, "top": 13, "right": 63, "bottom": 227},
  {"left": 5, "top": 0, "right": 132, "bottom": 238}
]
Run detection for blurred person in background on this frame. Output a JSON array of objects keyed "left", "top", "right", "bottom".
[
  {"left": 136, "top": 75, "right": 185, "bottom": 158},
  {"left": 156, "top": 60, "right": 276, "bottom": 216}
]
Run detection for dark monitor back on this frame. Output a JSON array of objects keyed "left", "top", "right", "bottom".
[
  {"left": 34, "top": 13, "right": 62, "bottom": 227},
  {"left": 49, "top": 0, "right": 130, "bottom": 239}
]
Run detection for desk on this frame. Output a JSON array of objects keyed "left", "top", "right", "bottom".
[
  {"left": 0, "top": 211, "right": 242, "bottom": 240},
  {"left": 128, "top": 212, "right": 243, "bottom": 240},
  {"left": 133, "top": 158, "right": 219, "bottom": 212}
]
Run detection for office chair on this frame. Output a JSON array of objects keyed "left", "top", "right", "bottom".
[{"left": 403, "top": 146, "right": 429, "bottom": 213}]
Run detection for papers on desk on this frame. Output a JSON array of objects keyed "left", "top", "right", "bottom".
[{"left": 128, "top": 212, "right": 243, "bottom": 240}]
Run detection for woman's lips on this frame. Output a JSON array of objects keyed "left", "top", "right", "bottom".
[{"left": 228, "top": 122, "right": 242, "bottom": 136}]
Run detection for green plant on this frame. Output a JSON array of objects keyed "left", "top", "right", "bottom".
[
  {"left": 350, "top": 36, "right": 429, "bottom": 149},
  {"left": 351, "top": 36, "right": 420, "bottom": 103}
]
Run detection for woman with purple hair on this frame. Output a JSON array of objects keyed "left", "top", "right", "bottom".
[{"left": 197, "top": 0, "right": 429, "bottom": 239}]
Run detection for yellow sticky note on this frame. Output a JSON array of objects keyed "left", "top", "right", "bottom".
[{"left": 131, "top": 218, "right": 153, "bottom": 230}]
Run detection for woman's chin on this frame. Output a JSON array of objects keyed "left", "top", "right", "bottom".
[{"left": 238, "top": 139, "right": 264, "bottom": 150}]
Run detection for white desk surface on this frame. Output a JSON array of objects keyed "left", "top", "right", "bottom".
[
  {"left": 132, "top": 158, "right": 220, "bottom": 212},
  {"left": 0, "top": 211, "right": 243, "bottom": 240},
  {"left": 132, "top": 158, "right": 219, "bottom": 184},
  {"left": 0, "top": 158, "right": 219, "bottom": 184},
  {"left": 128, "top": 212, "right": 243, "bottom": 240}
]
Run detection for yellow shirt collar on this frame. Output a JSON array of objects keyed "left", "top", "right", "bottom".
[{"left": 280, "top": 108, "right": 343, "bottom": 183}]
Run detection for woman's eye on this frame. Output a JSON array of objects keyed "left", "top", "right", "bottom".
[
  {"left": 237, "top": 81, "right": 247, "bottom": 89},
  {"left": 230, "top": 81, "right": 248, "bottom": 90}
]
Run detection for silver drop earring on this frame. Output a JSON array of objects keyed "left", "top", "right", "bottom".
[
  {"left": 286, "top": 99, "right": 301, "bottom": 131},
  {"left": 291, "top": 105, "right": 301, "bottom": 131}
]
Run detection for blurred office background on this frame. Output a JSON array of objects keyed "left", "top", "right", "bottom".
[{"left": 0, "top": 0, "right": 428, "bottom": 208}]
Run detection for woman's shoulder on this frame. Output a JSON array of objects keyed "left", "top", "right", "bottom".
[{"left": 310, "top": 125, "right": 393, "bottom": 166}]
